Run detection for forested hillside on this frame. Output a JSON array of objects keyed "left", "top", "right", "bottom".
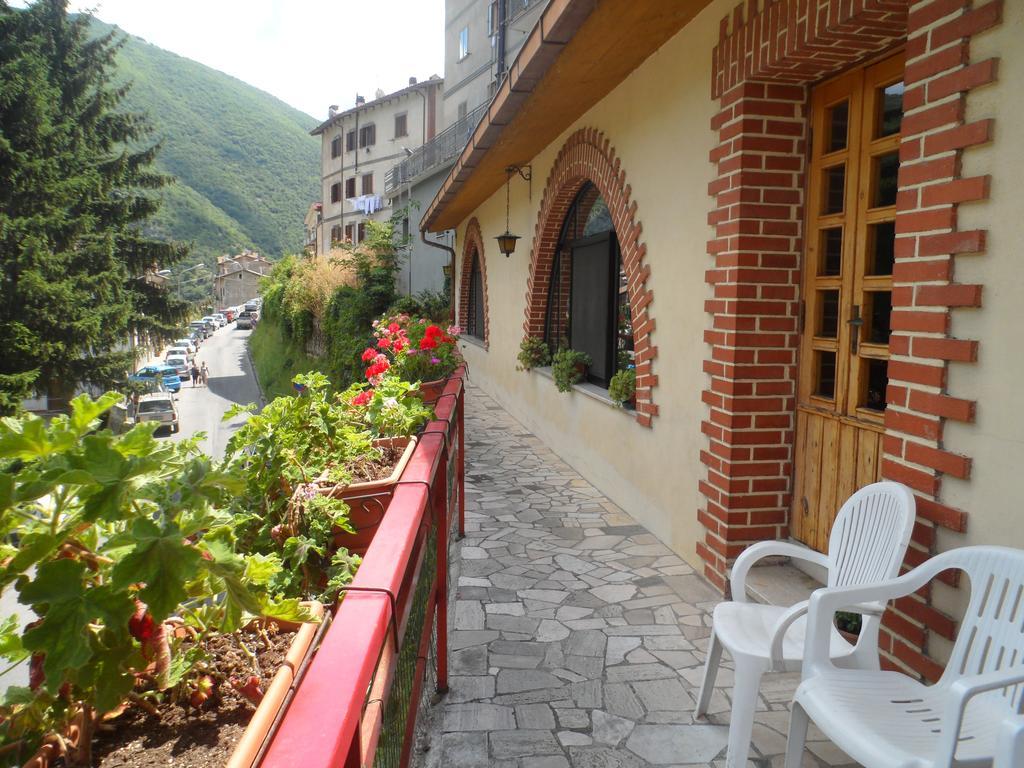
[{"left": 88, "top": 17, "right": 320, "bottom": 287}]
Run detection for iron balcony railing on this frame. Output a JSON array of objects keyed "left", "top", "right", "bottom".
[{"left": 385, "top": 103, "right": 488, "bottom": 195}]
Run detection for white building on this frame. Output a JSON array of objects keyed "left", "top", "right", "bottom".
[{"left": 311, "top": 78, "right": 443, "bottom": 255}]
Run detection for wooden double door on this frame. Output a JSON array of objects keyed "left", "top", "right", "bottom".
[{"left": 791, "top": 54, "right": 904, "bottom": 552}]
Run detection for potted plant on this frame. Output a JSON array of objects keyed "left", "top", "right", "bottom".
[
  {"left": 0, "top": 394, "right": 318, "bottom": 768},
  {"left": 365, "top": 314, "right": 462, "bottom": 404},
  {"left": 608, "top": 368, "right": 637, "bottom": 409},
  {"left": 551, "top": 348, "right": 592, "bottom": 392},
  {"left": 517, "top": 336, "right": 551, "bottom": 371},
  {"left": 835, "top": 611, "right": 862, "bottom": 645}
]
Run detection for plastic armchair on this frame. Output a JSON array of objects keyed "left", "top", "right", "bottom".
[
  {"left": 694, "top": 481, "right": 916, "bottom": 768},
  {"left": 786, "top": 545, "right": 1024, "bottom": 768},
  {"left": 996, "top": 716, "right": 1024, "bottom": 768}
]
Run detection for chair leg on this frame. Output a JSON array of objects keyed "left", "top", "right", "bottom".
[
  {"left": 724, "top": 658, "right": 763, "bottom": 768},
  {"left": 784, "top": 701, "right": 810, "bottom": 768},
  {"left": 694, "top": 631, "right": 723, "bottom": 718}
]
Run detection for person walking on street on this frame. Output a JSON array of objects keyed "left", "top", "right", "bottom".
[
  {"left": 200, "top": 361, "right": 209, "bottom": 387},
  {"left": 190, "top": 362, "right": 200, "bottom": 387}
]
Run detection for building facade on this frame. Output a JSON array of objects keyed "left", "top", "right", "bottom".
[
  {"left": 311, "top": 78, "right": 443, "bottom": 256},
  {"left": 424, "top": 0, "right": 1024, "bottom": 681},
  {"left": 214, "top": 250, "right": 272, "bottom": 308}
]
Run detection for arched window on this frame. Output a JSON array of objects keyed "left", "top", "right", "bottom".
[
  {"left": 466, "top": 251, "right": 484, "bottom": 340},
  {"left": 544, "top": 182, "right": 634, "bottom": 389}
]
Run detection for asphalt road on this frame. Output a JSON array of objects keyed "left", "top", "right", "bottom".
[{"left": 164, "top": 322, "right": 262, "bottom": 459}]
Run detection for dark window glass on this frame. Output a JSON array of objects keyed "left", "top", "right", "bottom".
[
  {"left": 820, "top": 227, "right": 843, "bottom": 276},
  {"left": 346, "top": 130, "right": 356, "bottom": 152},
  {"left": 863, "top": 358, "right": 889, "bottom": 411},
  {"left": 331, "top": 136, "right": 342, "bottom": 158},
  {"left": 362, "top": 173, "right": 374, "bottom": 195},
  {"left": 873, "top": 152, "right": 899, "bottom": 207},
  {"left": 867, "top": 221, "right": 896, "bottom": 275},
  {"left": 330, "top": 183, "right": 341, "bottom": 203},
  {"left": 827, "top": 100, "right": 849, "bottom": 152},
  {"left": 345, "top": 177, "right": 356, "bottom": 198},
  {"left": 815, "top": 351, "right": 837, "bottom": 399},
  {"left": 582, "top": 197, "right": 612, "bottom": 236},
  {"left": 866, "top": 291, "right": 892, "bottom": 345},
  {"left": 344, "top": 224, "right": 354, "bottom": 242},
  {"left": 819, "top": 290, "right": 840, "bottom": 338},
  {"left": 877, "top": 82, "right": 904, "bottom": 138},
  {"left": 357, "top": 222, "right": 366, "bottom": 242},
  {"left": 824, "top": 165, "right": 846, "bottom": 214},
  {"left": 467, "top": 254, "right": 485, "bottom": 339}
]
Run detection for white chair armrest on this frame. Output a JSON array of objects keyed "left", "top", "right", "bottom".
[
  {"left": 936, "top": 667, "right": 1024, "bottom": 764},
  {"left": 996, "top": 715, "right": 1024, "bottom": 768},
  {"left": 768, "top": 600, "right": 808, "bottom": 670},
  {"left": 730, "top": 541, "right": 829, "bottom": 603}
]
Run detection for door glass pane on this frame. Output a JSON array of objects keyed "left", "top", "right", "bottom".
[
  {"left": 872, "top": 152, "right": 899, "bottom": 207},
  {"left": 877, "top": 82, "right": 904, "bottom": 138},
  {"left": 863, "top": 358, "right": 889, "bottom": 411},
  {"left": 824, "top": 165, "right": 846, "bottom": 214},
  {"left": 815, "top": 351, "right": 837, "bottom": 399},
  {"left": 827, "top": 100, "right": 849, "bottom": 152},
  {"left": 865, "top": 291, "right": 892, "bottom": 344},
  {"left": 818, "top": 290, "right": 840, "bottom": 338},
  {"left": 867, "top": 221, "right": 896, "bottom": 276},
  {"left": 819, "top": 228, "right": 843, "bottom": 276}
]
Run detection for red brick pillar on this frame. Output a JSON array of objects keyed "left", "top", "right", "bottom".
[{"left": 699, "top": 82, "right": 806, "bottom": 592}]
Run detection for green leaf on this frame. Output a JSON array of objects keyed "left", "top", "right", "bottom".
[
  {"left": 257, "top": 595, "right": 316, "bottom": 624},
  {"left": 165, "top": 645, "right": 206, "bottom": 689},
  {"left": 0, "top": 416, "right": 49, "bottom": 461},
  {"left": 18, "top": 558, "right": 86, "bottom": 606},
  {"left": 0, "top": 615, "right": 28, "bottom": 665},
  {"left": 243, "top": 553, "right": 282, "bottom": 586},
  {"left": 68, "top": 392, "right": 121, "bottom": 436},
  {"left": 88, "top": 647, "right": 137, "bottom": 714},
  {"left": 0, "top": 532, "right": 57, "bottom": 587},
  {"left": 111, "top": 519, "right": 200, "bottom": 621}
]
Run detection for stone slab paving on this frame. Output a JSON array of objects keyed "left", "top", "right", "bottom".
[{"left": 420, "top": 384, "right": 856, "bottom": 768}]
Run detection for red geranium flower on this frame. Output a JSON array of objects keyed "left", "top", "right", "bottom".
[
  {"left": 352, "top": 390, "right": 372, "bottom": 406},
  {"left": 377, "top": 337, "right": 392, "bottom": 350},
  {"left": 361, "top": 347, "right": 377, "bottom": 362},
  {"left": 388, "top": 322, "right": 401, "bottom": 334},
  {"left": 419, "top": 336, "right": 438, "bottom": 351}
]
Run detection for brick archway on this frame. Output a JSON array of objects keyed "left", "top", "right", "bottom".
[
  {"left": 458, "top": 218, "right": 489, "bottom": 348},
  {"left": 524, "top": 127, "right": 658, "bottom": 427}
]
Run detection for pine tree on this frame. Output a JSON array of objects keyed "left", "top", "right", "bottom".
[{"left": 0, "top": 0, "right": 188, "bottom": 412}]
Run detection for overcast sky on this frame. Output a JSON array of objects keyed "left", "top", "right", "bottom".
[{"left": 52, "top": 0, "right": 446, "bottom": 120}]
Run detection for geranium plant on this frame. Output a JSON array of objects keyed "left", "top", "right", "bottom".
[
  {"left": 551, "top": 349, "right": 592, "bottom": 392},
  {"left": 340, "top": 376, "right": 433, "bottom": 438},
  {"left": 608, "top": 368, "right": 636, "bottom": 408},
  {"left": 0, "top": 394, "right": 309, "bottom": 763},
  {"left": 517, "top": 336, "right": 551, "bottom": 371},
  {"left": 366, "top": 314, "right": 462, "bottom": 386}
]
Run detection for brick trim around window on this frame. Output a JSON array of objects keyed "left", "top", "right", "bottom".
[
  {"left": 459, "top": 217, "right": 489, "bottom": 348},
  {"left": 524, "top": 127, "right": 659, "bottom": 427},
  {"left": 700, "top": 0, "right": 1002, "bottom": 682}
]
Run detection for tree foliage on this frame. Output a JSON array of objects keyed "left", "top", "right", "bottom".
[{"left": 0, "top": 0, "right": 188, "bottom": 409}]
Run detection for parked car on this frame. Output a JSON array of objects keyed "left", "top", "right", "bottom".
[
  {"left": 201, "top": 315, "right": 220, "bottom": 330},
  {"left": 130, "top": 364, "right": 182, "bottom": 393},
  {"left": 220, "top": 308, "right": 235, "bottom": 323},
  {"left": 135, "top": 393, "right": 179, "bottom": 434},
  {"left": 189, "top": 321, "right": 210, "bottom": 339},
  {"left": 214, "top": 312, "right": 228, "bottom": 326},
  {"left": 166, "top": 345, "right": 194, "bottom": 361},
  {"left": 244, "top": 301, "right": 259, "bottom": 314},
  {"left": 164, "top": 355, "right": 189, "bottom": 377},
  {"left": 174, "top": 338, "right": 197, "bottom": 356},
  {"left": 235, "top": 310, "right": 255, "bottom": 330}
]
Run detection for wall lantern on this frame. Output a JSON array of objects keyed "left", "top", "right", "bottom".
[
  {"left": 441, "top": 262, "right": 452, "bottom": 279},
  {"left": 495, "top": 165, "right": 531, "bottom": 257}
]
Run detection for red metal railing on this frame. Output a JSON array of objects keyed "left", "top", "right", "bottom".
[{"left": 260, "top": 370, "right": 465, "bottom": 768}]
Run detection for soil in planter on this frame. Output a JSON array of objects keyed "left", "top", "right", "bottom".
[
  {"left": 332, "top": 444, "right": 402, "bottom": 485},
  {"left": 90, "top": 625, "right": 294, "bottom": 768}
]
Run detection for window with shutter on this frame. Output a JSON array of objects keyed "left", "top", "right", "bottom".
[
  {"left": 362, "top": 173, "right": 374, "bottom": 195},
  {"left": 394, "top": 113, "right": 407, "bottom": 138},
  {"left": 330, "top": 135, "right": 342, "bottom": 158},
  {"left": 359, "top": 124, "right": 376, "bottom": 148},
  {"left": 330, "top": 183, "right": 341, "bottom": 203},
  {"left": 467, "top": 254, "right": 485, "bottom": 340},
  {"left": 345, "top": 178, "right": 356, "bottom": 198}
]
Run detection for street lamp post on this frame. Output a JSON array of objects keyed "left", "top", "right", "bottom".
[{"left": 175, "top": 263, "right": 209, "bottom": 299}]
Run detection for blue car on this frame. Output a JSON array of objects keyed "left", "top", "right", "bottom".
[{"left": 130, "top": 364, "right": 182, "bottom": 393}]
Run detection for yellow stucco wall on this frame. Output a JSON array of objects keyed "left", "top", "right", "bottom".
[
  {"left": 927, "top": 0, "right": 1024, "bottom": 656},
  {"left": 452, "top": 0, "right": 731, "bottom": 572}
]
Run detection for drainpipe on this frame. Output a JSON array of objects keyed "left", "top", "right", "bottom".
[{"left": 420, "top": 229, "right": 457, "bottom": 324}]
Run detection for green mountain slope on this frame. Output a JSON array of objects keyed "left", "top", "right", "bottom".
[{"left": 88, "top": 17, "right": 319, "bottom": 274}]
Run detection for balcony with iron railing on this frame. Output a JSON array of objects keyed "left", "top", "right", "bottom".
[{"left": 385, "top": 103, "right": 488, "bottom": 196}]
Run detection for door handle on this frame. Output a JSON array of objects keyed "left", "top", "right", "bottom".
[{"left": 848, "top": 304, "right": 863, "bottom": 353}]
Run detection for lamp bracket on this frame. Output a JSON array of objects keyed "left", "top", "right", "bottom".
[{"left": 505, "top": 165, "right": 532, "bottom": 182}]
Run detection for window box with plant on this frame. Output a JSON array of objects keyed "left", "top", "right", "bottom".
[
  {"left": 551, "top": 348, "right": 592, "bottom": 393},
  {"left": 0, "top": 394, "right": 320, "bottom": 768},
  {"left": 517, "top": 336, "right": 550, "bottom": 371},
  {"left": 608, "top": 367, "right": 636, "bottom": 409},
  {"left": 362, "top": 314, "right": 463, "bottom": 404}
]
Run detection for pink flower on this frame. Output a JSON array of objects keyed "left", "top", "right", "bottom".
[{"left": 430, "top": 357, "right": 440, "bottom": 364}]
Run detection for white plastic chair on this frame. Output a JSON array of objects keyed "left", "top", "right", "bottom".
[
  {"left": 996, "top": 715, "right": 1024, "bottom": 768},
  {"left": 694, "top": 481, "right": 916, "bottom": 768},
  {"left": 786, "top": 545, "right": 1024, "bottom": 768}
]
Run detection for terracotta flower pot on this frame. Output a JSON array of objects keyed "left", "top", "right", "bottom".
[
  {"left": 318, "top": 437, "right": 418, "bottom": 556},
  {"left": 573, "top": 362, "right": 588, "bottom": 379},
  {"left": 415, "top": 377, "right": 446, "bottom": 405},
  {"left": 225, "top": 601, "right": 324, "bottom": 768},
  {"left": 20, "top": 604, "right": 325, "bottom": 768}
]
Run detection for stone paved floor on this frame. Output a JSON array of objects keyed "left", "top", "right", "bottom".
[{"left": 424, "top": 384, "right": 856, "bottom": 768}]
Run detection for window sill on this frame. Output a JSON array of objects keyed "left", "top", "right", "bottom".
[
  {"left": 460, "top": 336, "right": 486, "bottom": 351},
  {"left": 533, "top": 367, "right": 634, "bottom": 414}
]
